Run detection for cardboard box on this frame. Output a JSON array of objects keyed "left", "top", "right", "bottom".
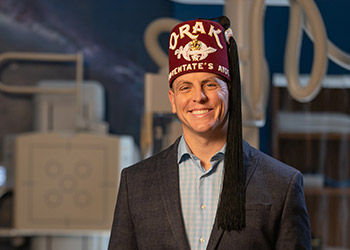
[{"left": 14, "top": 132, "right": 133, "bottom": 230}]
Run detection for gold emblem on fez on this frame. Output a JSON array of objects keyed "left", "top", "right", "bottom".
[
  {"left": 190, "top": 39, "right": 201, "bottom": 51},
  {"left": 175, "top": 39, "right": 217, "bottom": 62}
]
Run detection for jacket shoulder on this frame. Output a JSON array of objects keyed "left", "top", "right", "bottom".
[{"left": 243, "top": 140, "right": 301, "bottom": 179}]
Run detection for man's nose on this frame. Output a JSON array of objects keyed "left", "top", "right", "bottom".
[{"left": 193, "top": 87, "right": 207, "bottom": 103}]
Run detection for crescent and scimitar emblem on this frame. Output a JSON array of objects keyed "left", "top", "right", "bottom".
[{"left": 175, "top": 39, "right": 217, "bottom": 62}]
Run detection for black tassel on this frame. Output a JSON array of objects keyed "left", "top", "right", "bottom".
[{"left": 216, "top": 16, "right": 246, "bottom": 231}]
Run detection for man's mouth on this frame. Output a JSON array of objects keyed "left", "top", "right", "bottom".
[{"left": 191, "top": 109, "right": 210, "bottom": 115}]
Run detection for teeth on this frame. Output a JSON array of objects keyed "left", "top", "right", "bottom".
[{"left": 192, "top": 109, "right": 209, "bottom": 115}]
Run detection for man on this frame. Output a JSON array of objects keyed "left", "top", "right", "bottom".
[{"left": 108, "top": 16, "right": 311, "bottom": 250}]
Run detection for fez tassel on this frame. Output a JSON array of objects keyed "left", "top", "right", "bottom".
[{"left": 216, "top": 16, "right": 246, "bottom": 231}]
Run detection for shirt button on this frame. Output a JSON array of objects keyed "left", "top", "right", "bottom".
[
  {"left": 200, "top": 237, "right": 205, "bottom": 244},
  {"left": 201, "top": 204, "right": 207, "bottom": 210}
]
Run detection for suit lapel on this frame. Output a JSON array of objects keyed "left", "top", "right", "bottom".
[
  {"left": 157, "top": 138, "right": 191, "bottom": 250},
  {"left": 206, "top": 141, "right": 259, "bottom": 250},
  {"left": 206, "top": 223, "right": 224, "bottom": 250}
]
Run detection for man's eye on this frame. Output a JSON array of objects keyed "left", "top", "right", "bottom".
[
  {"left": 179, "top": 85, "right": 190, "bottom": 91},
  {"left": 206, "top": 83, "right": 218, "bottom": 88}
]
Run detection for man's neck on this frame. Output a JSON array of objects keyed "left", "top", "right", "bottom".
[{"left": 183, "top": 131, "right": 226, "bottom": 170}]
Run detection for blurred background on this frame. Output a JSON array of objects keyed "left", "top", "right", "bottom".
[{"left": 0, "top": 0, "right": 349, "bottom": 249}]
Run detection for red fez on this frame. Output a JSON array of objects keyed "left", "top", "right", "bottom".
[{"left": 168, "top": 19, "right": 230, "bottom": 86}]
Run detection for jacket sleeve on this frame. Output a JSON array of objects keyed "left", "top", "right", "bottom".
[
  {"left": 275, "top": 171, "right": 311, "bottom": 250},
  {"left": 108, "top": 169, "right": 138, "bottom": 250}
]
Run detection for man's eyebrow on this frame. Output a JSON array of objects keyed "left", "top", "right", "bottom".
[
  {"left": 175, "top": 80, "right": 192, "bottom": 86},
  {"left": 201, "top": 77, "right": 217, "bottom": 83}
]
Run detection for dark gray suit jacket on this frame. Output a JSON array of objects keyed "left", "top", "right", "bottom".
[{"left": 108, "top": 138, "right": 311, "bottom": 250}]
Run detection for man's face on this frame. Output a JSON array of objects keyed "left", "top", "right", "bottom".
[{"left": 168, "top": 72, "right": 229, "bottom": 137}]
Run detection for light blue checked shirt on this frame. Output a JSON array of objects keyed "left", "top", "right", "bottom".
[{"left": 178, "top": 136, "right": 225, "bottom": 250}]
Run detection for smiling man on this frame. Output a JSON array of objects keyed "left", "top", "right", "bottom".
[{"left": 108, "top": 17, "right": 311, "bottom": 250}]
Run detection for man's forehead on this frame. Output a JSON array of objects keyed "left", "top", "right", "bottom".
[
  {"left": 174, "top": 72, "right": 218, "bottom": 82},
  {"left": 173, "top": 72, "right": 227, "bottom": 86}
]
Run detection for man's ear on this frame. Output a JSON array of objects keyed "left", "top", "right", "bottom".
[{"left": 168, "top": 90, "right": 177, "bottom": 114}]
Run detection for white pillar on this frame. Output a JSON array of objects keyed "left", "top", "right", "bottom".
[{"left": 224, "top": 0, "right": 261, "bottom": 149}]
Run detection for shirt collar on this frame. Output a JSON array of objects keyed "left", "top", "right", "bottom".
[{"left": 177, "top": 135, "right": 225, "bottom": 164}]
